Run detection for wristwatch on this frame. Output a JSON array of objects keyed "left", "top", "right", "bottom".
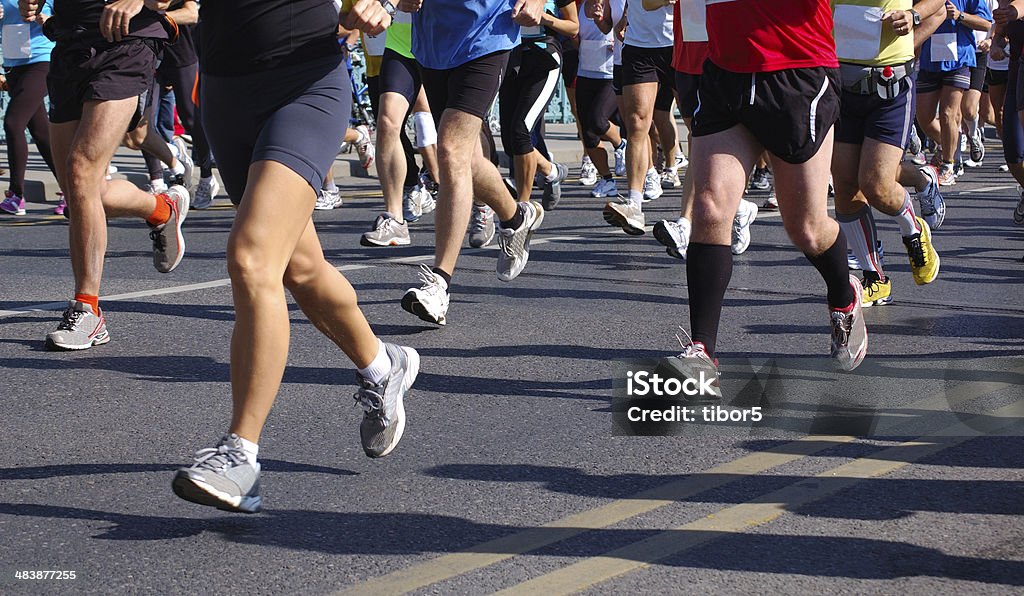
[
  {"left": 380, "top": 0, "right": 397, "bottom": 19},
  {"left": 956, "top": 12, "right": 965, "bottom": 24},
  {"left": 909, "top": 9, "right": 921, "bottom": 26}
]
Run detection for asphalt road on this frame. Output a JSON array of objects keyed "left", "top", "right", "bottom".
[{"left": 0, "top": 131, "right": 1022, "bottom": 595}]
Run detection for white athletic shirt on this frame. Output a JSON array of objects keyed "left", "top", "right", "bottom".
[
  {"left": 623, "top": 1, "right": 673, "bottom": 49},
  {"left": 982, "top": 0, "right": 1008, "bottom": 70},
  {"left": 611, "top": 0, "right": 625, "bottom": 65},
  {"left": 578, "top": 2, "right": 615, "bottom": 78}
]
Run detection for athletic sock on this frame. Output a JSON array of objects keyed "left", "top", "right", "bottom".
[
  {"left": 237, "top": 435, "right": 259, "bottom": 469},
  {"left": 602, "top": 173, "right": 613, "bottom": 181},
  {"left": 627, "top": 189, "right": 643, "bottom": 209},
  {"left": 357, "top": 339, "right": 392, "bottom": 385},
  {"left": 965, "top": 117, "right": 979, "bottom": 138},
  {"left": 544, "top": 163, "right": 559, "bottom": 182},
  {"left": 837, "top": 206, "right": 884, "bottom": 277},
  {"left": 892, "top": 190, "right": 922, "bottom": 237},
  {"left": 431, "top": 267, "right": 452, "bottom": 289},
  {"left": 146, "top": 195, "right": 171, "bottom": 227},
  {"left": 686, "top": 243, "right": 733, "bottom": 359},
  {"left": 805, "top": 229, "right": 855, "bottom": 310},
  {"left": 323, "top": 178, "right": 338, "bottom": 193},
  {"left": 150, "top": 178, "right": 167, "bottom": 193},
  {"left": 500, "top": 203, "right": 525, "bottom": 230},
  {"left": 170, "top": 160, "right": 185, "bottom": 176},
  {"left": 73, "top": 293, "right": 100, "bottom": 314}
]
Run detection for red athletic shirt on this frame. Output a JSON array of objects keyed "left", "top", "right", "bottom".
[
  {"left": 704, "top": 0, "right": 838, "bottom": 73},
  {"left": 672, "top": 1, "right": 710, "bottom": 75}
]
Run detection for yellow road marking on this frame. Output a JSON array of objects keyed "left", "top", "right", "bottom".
[{"left": 496, "top": 399, "right": 1024, "bottom": 595}]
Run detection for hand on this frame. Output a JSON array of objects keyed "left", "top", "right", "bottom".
[
  {"left": 0, "top": 74, "right": 7, "bottom": 92},
  {"left": 614, "top": 17, "right": 626, "bottom": 42},
  {"left": 978, "top": 37, "right": 992, "bottom": 52},
  {"left": 397, "top": 0, "right": 422, "bottom": 12},
  {"left": 994, "top": 5, "right": 1019, "bottom": 26},
  {"left": 512, "top": 0, "right": 544, "bottom": 26},
  {"left": 946, "top": 1, "right": 961, "bottom": 22},
  {"left": 18, "top": 0, "right": 43, "bottom": 23},
  {"left": 341, "top": 0, "right": 392, "bottom": 36},
  {"left": 585, "top": 0, "right": 603, "bottom": 21},
  {"left": 882, "top": 10, "right": 913, "bottom": 35},
  {"left": 991, "top": 43, "right": 1007, "bottom": 61},
  {"left": 101, "top": 0, "right": 145, "bottom": 42}
]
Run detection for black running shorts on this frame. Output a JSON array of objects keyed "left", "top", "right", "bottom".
[
  {"left": 48, "top": 39, "right": 159, "bottom": 127},
  {"left": 420, "top": 50, "right": 509, "bottom": 124},
  {"left": 380, "top": 49, "right": 421, "bottom": 104},
  {"left": 693, "top": 61, "right": 840, "bottom": 165},
  {"left": 621, "top": 44, "right": 674, "bottom": 111},
  {"left": 201, "top": 55, "right": 351, "bottom": 204}
]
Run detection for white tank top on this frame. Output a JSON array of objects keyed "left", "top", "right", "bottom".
[{"left": 623, "top": 2, "right": 673, "bottom": 49}]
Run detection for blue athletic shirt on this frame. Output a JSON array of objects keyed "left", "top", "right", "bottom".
[
  {"left": 920, "top": 0, "right": 992, "bottom": 72},
  {"left": 1, "top": 0, "right": 54, "bottom": 67},
  {"left": 412, "top": 0, "right": 521, "bottom": 70}
]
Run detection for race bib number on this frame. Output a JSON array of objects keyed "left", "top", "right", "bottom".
[
  {"left": 580, "top": 39, "right": 613, "bottom": 75},
  {"left": 363, "top": 31, "right": 387, "bottom": 56},
  {"left": 833, "top": 5, "right": 883, "bottom": 62},
  {"left": 931, "top": 32, "right": 958, "bottom": 62},
  {"left": 679, "top": 0, "right": 708, "bottom": 43},
  {"left": 2, "top": 24, "right": 31, "bottom": 60}
]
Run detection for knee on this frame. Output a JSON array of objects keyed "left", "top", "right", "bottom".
[
  {"left": 783, "top": 219, "right": 826, "bottom": 254},
  {"left": 437, "top": 137, "right": 460, "bottom": 166},
  {"left": 939, "top": 102, "right": 960, "bottom": 122},
  {"left": 858, "top": 176, "right": 895, "bottom": 206},
  {"left": 227, "top": 242, "right": 283, "bottom": 292},
  {"left": 377, "top": 110, "right": 404, "bottom": 138},
  {"left": 691, "top": 186, "right": 733, "bottom": 226}
]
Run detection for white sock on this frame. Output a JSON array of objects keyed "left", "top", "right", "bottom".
[
  {"left": 323, "top": 178, "right": 338, "bottom": 192},
  {"left": 627, "top": 189, "right": 644, "bottom": 209},
  {"left": 357, "top": 339, "right": 391, "bottom": 384},
  {"left": 965, "top": 118, "right": 979, "bottom": 137},
  {"left": 676, "top": 216, "right": 691, "bottom": 228},
  {"left": 544, "top": 163, "right": 559, "bottom": 182},
  {"left": 892, "top": 190, "right": 922, "bottom": 237},
  {"left": 150, "top": 178, "right": 167, "bottom": 192},
  {"left": 238, "top": 436, "right": 259, "bottom": 468},
  {"left": 170, "top": 160, "right": 185, "bottom": 176}
]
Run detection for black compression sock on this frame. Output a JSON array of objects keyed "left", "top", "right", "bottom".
[
  {"left": 686, "top": 243, "right": 734, "bottom": 358},
  {"left": 805, "top": 229, "right": 855, "bottom": 309},
  {"left": 500, "top": 204, "right": 525, "bottom": 230},
  {"left": 431, "top": 267, "right": 452, "bottom": 289}
]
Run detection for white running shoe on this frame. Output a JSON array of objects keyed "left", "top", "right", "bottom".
[
  {"left": 916, "top": 165, "right": 945, "bottom": 229},
  {"left": 614, "top": 141, "right": 627, "bottom": 176},
  {"left": 591, "top": 177, "right": 618, "bottom": 198},
  {"left": 192, "top": 177, "right": 220, "bottom": 210},
  {"left": 315, "top": 186, "right": 343, "bottom": 210},
  {"left": 643, "top": 167, "right": 663, "bottom": 201},
  {"left": 468, "top": 203, "right": 496, "bottom": 248},
  {"left": 496, "top": 201, "right": 545, "bottom": 281},
  {"left": 401, "top": 264, "right": 450, "bottom": 325},
  {"left": 660, "top": 168, "right": 681, "bottom": 188},
  {"left": 603, "top": 196, "right": 645, "bottom": 235},
  {"left": 355, "top": 124, "right": 375, "bottom": 170},
  {"left": 653, "top": 217, "right": 691, "bottom": 260},
  {"left": 579, "top": 156, "right": 598, "bottom": 186},
  {"left": 731, "top": 199, "right": 758, "bottom": 255}
]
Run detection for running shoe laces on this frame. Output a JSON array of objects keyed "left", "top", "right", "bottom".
[
  {"left": 905, "top": 234, "right": 926, "bottom": 267},
  {"left": 470, "top": 204, "right": 491, "bottom": 233},
  {"left": 150, "top": 225, "right": 167, "bottom": 253},
  {"left": 354, "top": 382, "right": 387, "bottom": 421},
  {"left": 57, "top": 308, "right": 86, "bottom": 331},
  {"left": 830, "top": 310, "right": 853, "bottom": 349},
  {"left": 190, "top": 441, "right": 248, "bottom": 472}
]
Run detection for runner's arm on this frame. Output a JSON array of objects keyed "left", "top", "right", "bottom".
[{"left": 543, "top": 1, "right": 579, "bottom": 37}]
